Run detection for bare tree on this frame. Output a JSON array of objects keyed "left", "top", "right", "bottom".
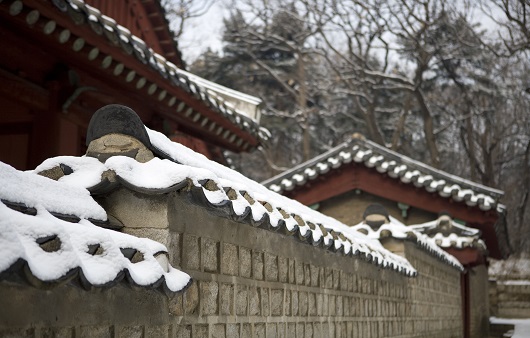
[{"left": 163, "top": 0, "right": 216, "bottom": 39}]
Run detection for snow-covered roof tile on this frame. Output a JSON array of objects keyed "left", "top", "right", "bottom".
[
  {"left": 262, "top": 137, "right": 504, "bottom": 213},
  {"left": 0, "top": 162, "right": 190, "bottom": 292},
  {"left": 352, "top": 217, "right": 464, "bottom": 271},
  {"left": 410, "top": 217, "right": 486, "bottom": 251}
]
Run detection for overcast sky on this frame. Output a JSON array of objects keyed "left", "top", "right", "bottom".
[{"left": 178, "top": 1, "right": 228, "bottom": 64}]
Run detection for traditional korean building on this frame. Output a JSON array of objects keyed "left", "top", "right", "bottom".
[
  {"left": 263, "top": 135, "right": 511, "bottom": 338},
  {"left": 0, "top": 0, "right": 268, "bottom": 170}
]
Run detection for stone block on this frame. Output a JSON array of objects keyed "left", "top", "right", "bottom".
[
  {"left": 226, "top": 324, "right": 239, "bottom": 338},
  {"left": 292, "top": 290, "right": 299, "bottom": 315},
  {"left": 169, "top": 232, "right": 181, "bottom": 268},
  {"left": 240, "top": 247, "right": 252, "bottom": 278},
  {"left": 200, "top": 281, "right": 219, "bottom": 315},
  {"left": 333, "top": 269, "right": 340, "bottom": 289},
  {"left": 288, "top": 259, "right": 295, "bottom": 284},
  {"left": 322, "top": 323, "right": 329, "bottom": 337},
  {"left": 182, "top": 234, "right": 200, "bottom": 271},
  {"left": 255, "top": 323, "right": 265, "bottom": 338},
  {"left": 236, "top": 285, "right": 248, "bottom": 315},
  {"left": 249, "top": 287, "right": 261, "bottom": 316},
  {"left": 322, "top": 294, "right": 329, "bottom": 316},
  {"left": 193, "top": 325, "right": 208, "bottom": 338},
  {"left": 336, "top": 295, "right": 343, "bottom": 316},
  {"left": 116, "top": 326, "right": 144, "bottom": 338},
  {"left": 304, "top": 323, "right": 313, "bottom": 338},
  {"left": 310, "top": 265, "right": 319, "bottom": 287},
  {"left": 295, "top": 261, "right": 304, "bottom": 285},
  {"left": 169, "top": 292, "right": 183, "bottom": 316},
  {"left": 184, "top": 281, "right": 199, "bottom": 315},
  {"left": 101, "top": 189, "right": 168, "bottom": 229},
  {"left": 145, "top": 325, "right": 168, "bottom": 338},
  {"left": 296, "top": 323, "right": 304, "bottom": 338},
  {"left": 222, "top": 243, "right": 239, "bottom": 276},
  {"left": 304, "top": 264, "right": 311, "bottom": 286},
  {"left": 325, "top": 268, "right": 333, "bottom": 289},
  {"left": 175, "top": 325, "right": 192, "bottom": 338},
  {"left": 261, "top": 288, "right": 270, "bottom": 316},
  {"left": 266, "top": 323, "right": 277, "bottom": 338},
  {"left": 299, "top": 292, "right": 308, "bottom": 316},
  {"left": 277, "top": 323, "right": 285, "bottom": 338},
  {"left": 308, "top": 292, "right": 316, "bottom": 316},
  {"left": 123, "top": 227, "right": 170, "bottom": 249},
  {"left": 253, "top": 251, "right": 264, "bottom": 280},
  {"left": 316, "top": 293, "right": 323, "bottom": 316},
  {"left": 41, "top": 327, "right": 74, "bottom": 338},
  {"left": 242, "top": 324, "right": 251, "bottom": 338},
  {"left": 211, "top": 324, "right": 225, "bottom": 338},
  {"left": 264, "top": 253, "right": 278, "bottom": 282},
  {"left": 271, "top": 289, "right": 283, "bottom": 316},
  {"left": 287, "top": 323, "right": 296, "bottom": 337},
  {"left": 343, "top": 297, "right": 350, "bottom": 316},
  {"left": 0, "top": 329, "right": 34, "bottom": 338},
  {"left": 330, "top": 295, "right": 337, "bottom": 316},
  {"left": 220, "top": 283, "right": 234, "bottom": 315},
  {"left": 278, "top": 256, "right": 288, "bottom": 283},
  {"left": 202, "top": 238, "right": 219, "bottom": 273},
  {"left": 79, "top": 326, "right": 111, "bottom": 338},
  {"left": 284, "top": 289, "right": 291, "bottom": 316}
]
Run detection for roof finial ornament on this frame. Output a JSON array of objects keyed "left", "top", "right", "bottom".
[
  {"left": 351, "top": 132, "right": 366, "bottom": 140},
  {"left": 85, "top": 104, "right": 155, "bottom": 163},
  {"left": 363, "top": 203, "right": 390, "bottom": 230}
]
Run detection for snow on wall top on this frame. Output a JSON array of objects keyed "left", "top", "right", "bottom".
[
  {"left": 352, "top": 216, "right": 464, "bottom": 271},
  {"left": 0, "top": 162, "right": 190, "bottom": 292},
  {"left": 36, "top": 132, "right": 417, "bottom": 276},
  {"left": 262, "top": 137, "right": 505, "bottom": 213}
]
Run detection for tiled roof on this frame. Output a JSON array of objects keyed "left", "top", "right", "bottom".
[
  {"left": 352, "top": 217, "right": 464, "bottom": 271},
  {"left": 410, "top": 219, "right": 487, "bottom": 251},
  {"left": 7, "top": 0, "right": 269, "bottom": 147},
  {"left": 0, "top": 162, "right": 191, "bottom": 292},
  {"left": 263, "top": 137, "right": 505, "bottom": 213}
]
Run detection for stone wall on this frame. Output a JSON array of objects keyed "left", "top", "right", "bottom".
[
  {"left": 0, "top": 283, "right": 171, "bottom": 337},
  {"left": 317, "top": 189, "right": 437, "bottom": 226},
  {"left": 0, "top": 189, "right": 464, "bottom": 337},
  {"left": 166, "top": 192, "right": 463, "bottom": 338},
  {"left": 489, "top": 280, "right": 530, "bottom": 318}
]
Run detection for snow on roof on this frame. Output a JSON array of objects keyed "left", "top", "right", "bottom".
[
  {"left": 263, "top": 137, "right": 505, "bottom": 213},
  {"left": 352, "top": 216, "right": 464, "bottom": 271},
  {"left": 410, "top": 219, "right": 486, "bottom": 251},
  {"left": 36, "top": 130, "right": 417, "bottom": 276},
  {"left": 0, "top": 162, "right": 190, "bottom": 292}
]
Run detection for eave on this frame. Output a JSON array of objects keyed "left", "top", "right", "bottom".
[{"left": 0, "top": 0, "right": 267, "bottom": 152}]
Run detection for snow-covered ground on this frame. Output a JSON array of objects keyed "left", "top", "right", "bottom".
[{"left": 491, "top": 317, "right": 530, "bottom": 338}]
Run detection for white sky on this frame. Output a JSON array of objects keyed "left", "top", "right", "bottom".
[{"left": 178, "top": 1, "right": 229, "bottom": 64}]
